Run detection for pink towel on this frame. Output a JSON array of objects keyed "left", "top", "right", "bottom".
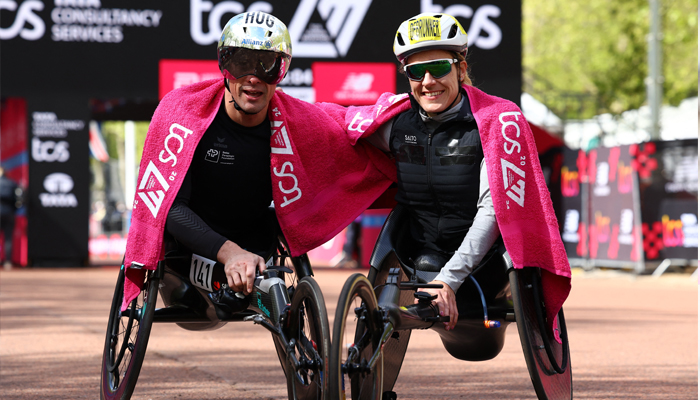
[
  {"left": 267, "top": 92, "right": 410, "bottom": 255},
  {"left": 123, "top": 79, "right": 224, "bottom": 311},
  {"left": 464, "top": 85, "right": 571, "bottom": 332},
  {"left": 122, "top": 79, "right": 409, "bottom": 310},
  {"left": 122, "top": 79, "right": 570, "bottom": 333}
]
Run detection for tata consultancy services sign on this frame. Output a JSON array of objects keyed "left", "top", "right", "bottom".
[
  {"left": 2, "top": 0, "right": 520, "bottom": 104},
  {"left": 313, "top": 62, "right": 395, "bottom": 105}
]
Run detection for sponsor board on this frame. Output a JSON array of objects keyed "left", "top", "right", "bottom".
[
  {"left": 4, "top": 1, "right": 522, "bottom": 105},
  {"left": 312, "top": 62, "right": 395, "bottom": 105},
  {"left": 288, "top": 0, "right": 372, "bottom": 58},
  {"left": 638, "top": 139, "right": 698, "bottom": 260},
  {"left": 587, "top": 146, "right": 639, "bottom": 263},
  {"left": 1, "top": 0, "right": 163, "bottom": 42},
  {"left": 39, "top": 172, "right": 78, "bottom": 207},
  {"left": 159, "top": 59, "right": 221, "bottom": 99}
]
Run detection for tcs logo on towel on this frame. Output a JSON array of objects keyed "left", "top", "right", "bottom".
[
  {"left": 270, "top": 109, "right": 302, "bottom": 208},
  {"left": 498, "top": 111, "right": 527, "bottom": 209},
  {"left": 134, "top": 123, "right": 194, "bottom": 218}
]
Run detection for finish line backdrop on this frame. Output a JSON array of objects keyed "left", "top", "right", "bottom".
[
  {"left": 1, "top": 0, "right": 522, "bottom": 266},
  {"left": 2, "top": 0, "right": 522, "bottom": 100}
]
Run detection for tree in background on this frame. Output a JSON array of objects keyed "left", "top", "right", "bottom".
[{"left": 523, "top": 0, "right": 698, "bottom": 120}]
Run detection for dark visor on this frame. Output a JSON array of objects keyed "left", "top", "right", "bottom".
[{"left": 220, "top": 47, "right": 289, "bottom": 85}]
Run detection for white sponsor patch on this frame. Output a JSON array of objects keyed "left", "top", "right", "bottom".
[
  {"left": 136, "top": 160, "right": 170, "bottom": 218},
  {"left": 190, "top": 254, "right": 216, "bottom": 292},
  {"left": 270, "top": 120, "right": 294, "bottom": 155},
  {"left": 501, "top": 158, "right": 526, "bottom": 208}
]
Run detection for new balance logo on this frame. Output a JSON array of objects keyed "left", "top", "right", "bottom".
[
  {"left": 288, "top": 0, "right": 372, "bottom": 58},
  {"left": 137, "top": 161, "right": 170, "bottom": 218},
  {"left": 341, "top": 73, "right": 374, "bottom": 91},
  {"left": 501, "top": 158, "right": 525, "bottom": 208},
  {"left": 335, "top": 72, "right": 377, "bottom": 102}
]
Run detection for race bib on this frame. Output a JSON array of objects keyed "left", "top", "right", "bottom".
[{"left": 190, "top": 254, "right": 216, "bottom": 291}]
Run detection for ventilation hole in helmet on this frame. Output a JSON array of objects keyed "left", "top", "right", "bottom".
[
  {"left": 266, "top": 30, "right": 272, "bottom": 37},
  {"left": 408, "top": 18, "right": 416, "bottom": 22},
  {"left": 433, "top": 14, "right": 442, "bottom": 18},
  {"left": 448, "top": 24, "right": 458, "bottom": 39},
  {"left": 396, "top": 33, "right": 405, "bottom": 46},
  {"left": 243, "top": 27, "right": 247, "bottom": 33}
]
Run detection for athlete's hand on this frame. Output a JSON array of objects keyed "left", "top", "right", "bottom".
[
  {"left": 416, "top": 280, "right": 458, "bottom": 330},
  {"left": 217, "top": 241, "right": 266, "bottom": 295}
]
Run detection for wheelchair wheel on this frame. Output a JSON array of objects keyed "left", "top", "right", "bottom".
[
  {"left": 367, "top": 261, "right": 413, "bottom": 393},
  {"left": 283, "top": 277, "right": 331, "bottom": 400},
  {"left": 271, "top": 235, "right": 324, "bottom": 396},
  {"left": 100, "top": 267, "right": 159, "bottom": 400},
  {"left": 273, "top": 234, "right": 315, "bottom": 297},
  {"left": 510, "top": 267, "right": 572, "bottom": 400},
  {"left": 331, "top": 273, "right": 383, "bottom": 400}
]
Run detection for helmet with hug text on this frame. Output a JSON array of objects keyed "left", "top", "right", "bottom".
[
  {"left": 217, "top": 11, "right": 292, "bottom": 85},
  {"left": 393, "top": 13, "right": 468, "bottom": 63}
]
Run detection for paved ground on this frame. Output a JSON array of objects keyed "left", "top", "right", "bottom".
[{"left": 0, "top": 266, "right": 697, "bottom": 399}]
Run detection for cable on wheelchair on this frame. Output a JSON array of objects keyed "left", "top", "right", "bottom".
[
  {"left": 373, "top": 283, "right": 387, "bottom": 292},
  {"left": 530, "top": 270, "right": 569, "bottom": 374},
  {"left": 468, "top": 275, "right": 501, "bottom": 329}
]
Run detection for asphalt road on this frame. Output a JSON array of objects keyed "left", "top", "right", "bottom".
[{"left": 0, "top": 266, "right": 697, "bottom": 399}]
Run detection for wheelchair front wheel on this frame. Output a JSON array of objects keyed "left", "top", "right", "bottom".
[
  {"left": 100, "top": 267, "right": 159, "bottom": 400},
  {"left": 284, "top": 277, "right": 331, "bottom": 400},
  {"left": 331, "top": 273, "right": 383, "bottom": 400},
  {"left": 510, "top": 267, "right": 572, "bottom": 400}
]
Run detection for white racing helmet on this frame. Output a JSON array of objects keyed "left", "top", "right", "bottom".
[
  {"left": 393, "top": 13, "right": 468, "bottom": 63},
  {"left": 217, "top": 11, "right": 292, "bottom": 85}
]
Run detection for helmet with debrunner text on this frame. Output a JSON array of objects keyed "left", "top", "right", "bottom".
[{"left": 393, "top": 13, "right": 468, "bottom": 64}]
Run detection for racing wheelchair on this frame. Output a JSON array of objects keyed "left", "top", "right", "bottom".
[
  {"left": 330, "top": 205, "right": 572, "bottom": 400},
  {"left": 99, "top": 229, "right": 330, "bottom": 400}
]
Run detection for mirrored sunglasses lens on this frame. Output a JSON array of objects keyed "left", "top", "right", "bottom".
[
  {"left": 406, "top": 61, "right": 452, "bottom": 81},
  {"left": 406, "top": 64, "right": 428, "bottom": 81},
  {"left": 429, "top": 61, "right": 452, "bottom": 78},
  {"left": 255, "top": 58, "right": 282, "bottom": 84},
  {"left": 225, "top": 49, "right": 284, "bottom": 84},
  {"left": 256, "top": 52, "right": 279, "bottom": 71}
]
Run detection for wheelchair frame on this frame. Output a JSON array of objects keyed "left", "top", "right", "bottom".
[
  {"left": 99, "top": 234, "right": 331, "bottom": 400},
  {"left": 330, "top": 205, "right": 572, "bottom": 400}
]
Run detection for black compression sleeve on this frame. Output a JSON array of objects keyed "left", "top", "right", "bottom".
[{"left": 165, "top": 169, "right": 228, "bottom": 260}]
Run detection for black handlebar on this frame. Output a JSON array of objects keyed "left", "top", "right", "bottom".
[{"left": 399, "top": 282, "right": 443, "bottom": 290}]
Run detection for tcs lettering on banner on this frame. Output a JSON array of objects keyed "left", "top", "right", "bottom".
[{"left": 270, "top": 114, "right": 302, "bottom": 208}]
